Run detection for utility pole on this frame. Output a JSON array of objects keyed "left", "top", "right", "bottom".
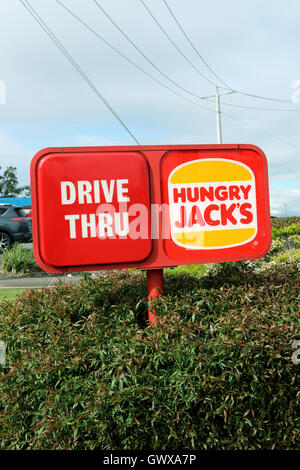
[
  {"left": 216, "top": 87, "right": 222, "bottom": 144},
  {"left": 211, "top": 89, "right": 235, "bottom": 144}
]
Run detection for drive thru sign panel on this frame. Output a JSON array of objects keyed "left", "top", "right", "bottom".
[{"left": 30, "top": 144, "right": 271, "bottom": 273}]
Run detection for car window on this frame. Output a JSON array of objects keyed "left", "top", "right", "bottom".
[
  {"left": 15, "top": 208, "right": 27, "bottom": 217},
  {"left": 0, "top": 208, "right": 8, "bottom": 216}
]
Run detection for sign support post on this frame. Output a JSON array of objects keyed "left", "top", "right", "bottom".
[{"left": 147, "top": 269, "right": 164, "bottom": 325}]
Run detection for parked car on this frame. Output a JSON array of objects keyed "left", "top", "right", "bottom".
[
  {"left": 24, "top": 209, "right": 32, "bottom": 218},
  {"left": 0, "top": 204, "right": 32, "bottom": 253}
]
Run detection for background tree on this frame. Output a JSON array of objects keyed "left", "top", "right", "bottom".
[{"left": 0, "top": 166, "right": 30, "bottom": 197}]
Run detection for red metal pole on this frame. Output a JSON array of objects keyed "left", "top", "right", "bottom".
[{"left": 147, "top": 269, "right": 164, "bottom": 326}]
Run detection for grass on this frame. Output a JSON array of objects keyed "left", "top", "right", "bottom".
[
  {"left": 0, "top": 289, "right": 25, "bottom": 302},
  {"left": 165, "top": 263, "right": 206, "bottom": 276}
]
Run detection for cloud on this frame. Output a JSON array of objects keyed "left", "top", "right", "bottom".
[
  {"left": 270, "top": 187, "right": 300, "bottom": 216},
  {"left": 0, "top": 128, "right": 33, "bottom": 185},
  {"left": 268, "top": 149, "right": 300, "bottom": 183}
]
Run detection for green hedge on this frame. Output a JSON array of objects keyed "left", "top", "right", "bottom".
[
  {"left": 272, "top": 223, "right": 300, "bottom": 240},
  {"left": 0, "top": 261, "right": 299, "bottom": 450},
  {"left": 271, "top": 216, "right": 300, "bottom": 229}
]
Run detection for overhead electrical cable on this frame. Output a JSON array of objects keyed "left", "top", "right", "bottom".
[
  {"left": 19, "top": 1, "right": 299, "bottom": 150},
  {"left": 55, "top": 0, "right": 216, "bottom": 104},
  {"left": 139, "top": 0, "right": 218, "bottom": 88},
  {"left": 92, "top": 0, "right": 294, "bottom": 107},
  {"left": 19, "top": 0, "right": 140, "bottom": 144},
  {"left": 91, "top": 0, "right": 215, "bottom": 100},
  {"left": 205, "top": 99, "right": 300, "bottom": 112},
  {"left": 162, "top": 0, "right": 232, "bottom": 90},
  {"left": 233, "top": 91, "right": 293, "bottom": 104},
  {"left": 222, "top": 111, "right": 300, "bottom": 148},
  {"left": 158, "top": 0, "right": 295, "bottom": 105}
]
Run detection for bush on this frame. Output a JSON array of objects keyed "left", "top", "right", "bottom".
[
  {"left": 0, "top": 263, "right": 299, "bottom": 450},
  {"left": 205, "top": 260, "right": 259, "bottom": 278},
  {"left": 273, "top": 249, "right": 300, "bottom": 263},
  {"left": 1, "top": 244, "right": 42, "bottom": 275},
  {"left": 271, "top": 217, "right": 300, "bottom": 230},
  {"left": 272, "top": 223, "right": 300, "bottom": 239}
]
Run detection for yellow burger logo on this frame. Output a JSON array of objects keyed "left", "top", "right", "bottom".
[{"left": 168, "top": 159, "right": 257, "bottom": 249}]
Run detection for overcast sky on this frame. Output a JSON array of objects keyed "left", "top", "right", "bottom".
[{"left": 0, "top": 0, "right": 299, "bottom": 215}]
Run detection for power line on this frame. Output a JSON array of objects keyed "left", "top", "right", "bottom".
[
  {"left": 222, "top": 111, "right": 300, "bottom": 148},
  {"left": 139, "top": 0, "right": 218, "bottom": 88},
  {"left": 233, "top": 90, "right": 292, "bottom": 104},
  {"left": 55, "top": 0, "right": 217, "bottom": 104},
  {"left": 92, "top": 0, "right": 294, "bottom": 108},
  {"left": 91, "top": 0, "right": 215, "bottom": 101},
  {"left": 159, "top": 0, "right": 294, "bottom": 105},
  {"left": 55, "top": 0, "right": 230, "bottom": 127},
  {"left": 19, "top": 0, "right": 140, "bottom": 144},
  {"left": 19, "top": 1, "right": 300, "bottom": 150},
  {"left": 162, "top": 0, "right": 231, "bottom": 90},
  {"left": 205, "top": 98, "right": 300, "bottom": 112}
]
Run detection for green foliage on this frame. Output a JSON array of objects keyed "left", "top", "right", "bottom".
[
  {"left": 0, "top": 289, "right": 25, "bottom": 303},
  {"left": 0, "top": 217, "right": 299, "bottom": 450},
  {"left": 0, "top": 262, "right": 299, "bottom": 450},
  {"left": 167, "top": 218, "right": 300, "bottom": 278},
  {"left": 205, "top": 260, "right": 259, "bottom": 279},
  {"left": 273, "top": 249, "right": 300, "bottom": 262},
  {"left": 272, "top": 223, "right": 300, "bottom": 239},
  {"left": 165, "top": 264, "right": 206, "bottom": 277},
  {"left": 1, "top": 244, "right": 42, "bottom": 275},
  {"left": 271, "top": 217, "right": 300, "bottom": 229},
  {"left": 0, "top": 166, "right": 30, "bottom": 197},
  {"left": 289, "top": 235, "right": 300, "bottom": 249}
]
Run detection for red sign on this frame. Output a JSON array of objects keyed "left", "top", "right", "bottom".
[{"left": 31, "top": 145, "right": 271, "bottom": 273}]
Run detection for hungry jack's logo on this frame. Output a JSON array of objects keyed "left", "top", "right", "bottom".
[{"left": 168, "top": 159, "right": 257, "bottom": 249}]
